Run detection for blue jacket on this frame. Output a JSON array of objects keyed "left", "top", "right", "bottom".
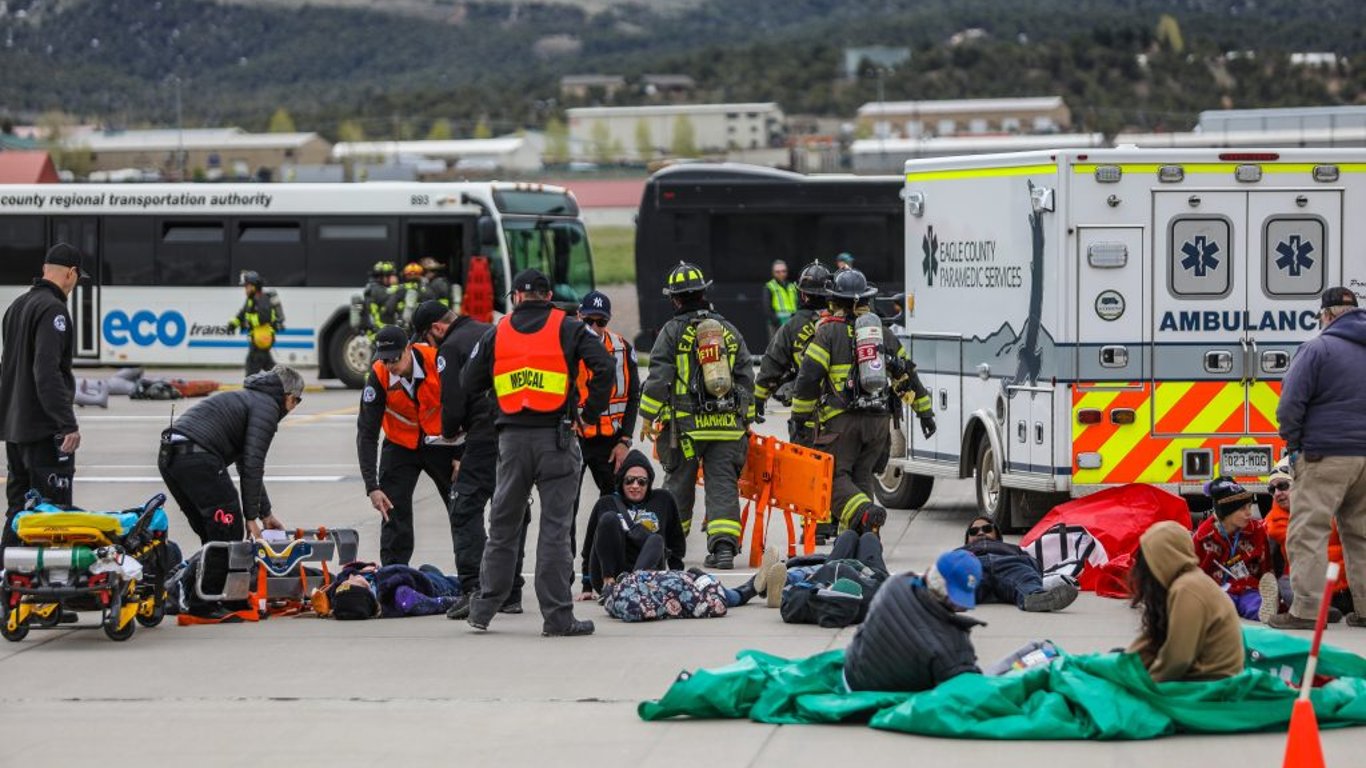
[{"left": 1278, "top": 309, "right": 1366, "bottom": 456}]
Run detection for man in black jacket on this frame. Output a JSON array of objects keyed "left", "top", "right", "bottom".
[
  {"left": 0, "top": 244, "right": 85, "bottom": 549},
  {"left": 450, "top": 268, "right": 614, "bottom": 637},
  {"left": 158, "top": 366, "right": 302, "bottom": 543},
  {"left": 960, "top": 516, "right": 1079, "bottom": 612},
  {"left": 843, "top": 550, "right": 984, "bottom": 692},
  {"left": 578, "top": 449, "right": 685, "bottom": 597}
]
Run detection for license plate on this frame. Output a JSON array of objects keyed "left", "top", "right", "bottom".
[{"left": 1219, "top": 445, "right": 1273, "bottom": 477}]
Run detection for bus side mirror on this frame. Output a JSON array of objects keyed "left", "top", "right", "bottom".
[{"left": 477, "top": 215, "right": 499, "bottom": 246}]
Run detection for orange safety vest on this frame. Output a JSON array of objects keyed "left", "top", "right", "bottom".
[
  {"left": 576, "top": 328, "right": 630, "bottom": 438},
  {"left": 371, "top": 345, "right": 444, "bottom": 450},
  {"left": 492, "top": 308, "right": 571, "bottom": 415}
]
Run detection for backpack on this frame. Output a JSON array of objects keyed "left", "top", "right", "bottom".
[
  {"left": 1027, "top": 522, "right": 1107, "bottom": 579},
  {"left": 780, "top": 559, "right": 888, "bottom": 628}
]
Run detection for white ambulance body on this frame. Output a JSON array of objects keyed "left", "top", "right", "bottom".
[{"left": 873, "top": 148, "right": 1366, "bottom": 528}]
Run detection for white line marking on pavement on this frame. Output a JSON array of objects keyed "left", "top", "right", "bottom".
[{"left": 68, "top": 476, "right": 348, "bottom": 483}]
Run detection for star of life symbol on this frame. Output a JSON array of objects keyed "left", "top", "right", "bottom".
[
  {"left": 1180, "top": 235, "right": 1220, "bottom": 277},
  {"left": 1274, "top": 235, "right": 1315, "bottom": 277}
]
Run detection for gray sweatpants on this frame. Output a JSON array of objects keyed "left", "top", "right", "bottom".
[
  {"left": 1287, "top": 455, "right": 1366, "bottom": 620},
  {"left": 470, "top": 426, "right": 583, "bottom": 633}
]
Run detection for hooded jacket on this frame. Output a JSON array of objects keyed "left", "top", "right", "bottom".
[
  {"left": 843, "top": 573, "right": 984, "bottom": 692},
  {"left": 1126, "top": 521, "right": 1244, "bottom": 683},
  {"left": 580, "top": 449, "right": 686, "bottom": 589},
  {"left": 0, "top": 279, "right": 77, "bottom": 443},
  {"left": 1278, "top": 308, "right": 1366, "bottom": 455},
  {"left": 168, "top": 370, "right": 287, "bottom": 520},
  {"left": 438, "top": 315, "right": 495, "bottom": 444}
]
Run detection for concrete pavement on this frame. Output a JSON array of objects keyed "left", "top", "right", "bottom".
[{"left": 2, "top": 373, "right": 1364, "bottom": 767}]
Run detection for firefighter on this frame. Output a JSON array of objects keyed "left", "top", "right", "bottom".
[
  {"left": 228, "top": 270, "right": 285, "bottom": 377},
  {"left": 754, "top": 260, "right": 830, "bottom": 440},
  {"left": 638, "top": 262, "right": 755, "bottom": 569},
  {"left": 763, "top": 259, "right": 799, "bottom": 340},
  {"left": 449, "top": 268, "right": 614, "bottom": 636},
  {"left": 790, "top": 268, "right": 935, "bottom": 536},
  {"left": 572, "top": 290, "right": 640, "bottom": 577},
  {"left": 365, "top": 261, "right": 398, "bottom": 330},
  {"left": 385, "top": 262, "right": 427, "bottom": 332},
  {"left": 420, "top": 257, "right": 452, "bottom": 307},
  {"left": 356, "top": 325, "right": 459, "bottom": 566}
]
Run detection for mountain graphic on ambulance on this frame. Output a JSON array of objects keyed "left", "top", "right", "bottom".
[{"left": 879, "top": 148, "right": 1365, "bottom": 531}]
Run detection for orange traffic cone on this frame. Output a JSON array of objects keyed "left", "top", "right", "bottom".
[{"left": 1283, "top": 696, "right": 1325, "bottom": 768}]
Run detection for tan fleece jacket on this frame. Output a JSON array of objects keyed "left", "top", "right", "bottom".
[{"left": 1127, "top": 521, "right": 1245, "bottom": 683}]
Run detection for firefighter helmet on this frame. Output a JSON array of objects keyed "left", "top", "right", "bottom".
[
  {"left": 239, "top": 270, "right": 263, "bottom": 289},
  {"left": 662, "top": 261, "right": 712, "bottom": 296},
  {"left": 825, "top": 268, "right": 878, "bottom": 300},
  {"left": 402, "top": 262, "right": 425, "bottom": 280},
  {"left": 797, "top": 261, "right": 831, "bottom": 295},
  {"left": 372, "top": 260, "right": 396, "bottom": 278}
]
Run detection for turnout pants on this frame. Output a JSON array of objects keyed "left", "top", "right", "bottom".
[
  {"left": 1287, "top": 455, "right": 1366, "bottom": 620},
  {"left": 470, "top": 427, "right": 582, "bottom": 634},
  {"left": 2, "top": 437, "right": 76, "bottom": 550},
  {"left": 378, "top": 440, "right": 458, "bottom": 566},
  {"left": 657, "top": 426, "right": 746, "bottom": 555},
  {"left": 449, "top": 437, "right": 528, "bottom": 596},
  {"left": 245, "top": 346, "right": 275, "bottom": 377},
  {"left": 817, "top": 412, "right": 890, "bottom": 531},
  {"left": 157, "top": 442, "right": 244, "bottom": 544}
]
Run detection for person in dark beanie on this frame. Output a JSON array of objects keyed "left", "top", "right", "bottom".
[
  {"left": 1274, "top": 286, "right": 1366, "bottom": 629},
  {"left": 1192, "top": 476, "right": 1272, "bottom": 620},
  {"left": 843, "top": 550, "right": 984, "bottom": 692},
  {"left": 0, "top": 244, "right": 85, "bottom": 550}
]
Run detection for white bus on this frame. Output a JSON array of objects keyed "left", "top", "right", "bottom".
[{"left": 0, "top": 182, "right": 596, "bottom": 387}]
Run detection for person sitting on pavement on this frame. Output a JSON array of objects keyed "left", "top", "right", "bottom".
[
  {"left": 842, "top": 550, "right": 984, "bottom": 692},
  {"left": 1127, "top": 521, "right": 1244, "bottom": 683},
  {"left": 1263, "top": 458, "right": 1352, "bottom": 622},
  {"left": 578, "top": 449, "right": 686, "bottom": 599},
  {"left": 960, "top": 516, "right": 1079, "bottom": 613},
  {"left": 157, "top": 365, "right": 302, "bottom": 544},
  {"left": 1192, "top": 477, "right": 1273, "bottom": 621}
]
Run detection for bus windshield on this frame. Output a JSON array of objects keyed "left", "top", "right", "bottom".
[
  {"left": 493, "top": 189, "right": 580, "bottom": 217},
  {"left": 502, "top": 218, "right": 594, "bottom": 304}
]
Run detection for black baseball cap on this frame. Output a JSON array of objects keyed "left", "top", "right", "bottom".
[
  {"left": 373, "top": 325, "right": 409, "bottom": 362},
  {"left": 410, "top": 300, "right": 451, "bottom": 340},
  {"left": 45, "top": 243, "right": 89, "bottom": 279},
  {"left": 510, "top": 268, "right": 551, "bottom": 294},
  {"left": 578, "top": 290, "right": 612, "bottom": 319},
  {"left": 1321, "top": 286, "right": 1359, "bottom": 310}
]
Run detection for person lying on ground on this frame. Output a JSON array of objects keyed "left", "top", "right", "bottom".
[
  {"left": 578, "top": 449, "right": 685, "bottom": 599},
  {"left": 1263, "top": 458, "right": 1351, "bottom": 621},
  {"left": 775, "top": 531, "right": 889, "bottom": 627},
  {"left": 960, "top": 516, "right": 1079, "bottom": 612},
  {"left": 325, "top": 561, "right": 462, "bottom": 619},
  {"left": 1128, "top": 521, "right": 1244, "bottom": 683},
  {"left": 1192, "top": 477, "right": 1273, "bottom": 620},
  {"left": 843, "top": 550, "right": 984, "bottom": 692}
]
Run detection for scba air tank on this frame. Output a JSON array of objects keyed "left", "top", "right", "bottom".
[
  {"left": 695, "top": 318, "right": 733, "bottom": 397},
  {"left": 854, "top": 312, "right": 887, "bottom": 396},
  {"left": 2, "top": 545, "right": 97, "bottom": 573}
]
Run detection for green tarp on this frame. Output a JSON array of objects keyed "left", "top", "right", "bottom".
[{"left": 639, "top": 627, "right": 1366, "bottom": 740}]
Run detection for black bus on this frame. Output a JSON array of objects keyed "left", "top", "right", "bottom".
[{"left": 633, "top": 163, "right": 905, "bottom": 352}]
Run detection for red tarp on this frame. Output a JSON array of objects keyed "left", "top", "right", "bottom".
[{"left": 1020, "top": 484, "right": 1192, "bottom": 597}]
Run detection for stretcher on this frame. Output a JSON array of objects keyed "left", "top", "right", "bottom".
[{"left": 737, "top": 434, "right": 834, "bottom": 567}]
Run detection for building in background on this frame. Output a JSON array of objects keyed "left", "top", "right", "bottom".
[
  {"left": 566, "top": 103, "right": 785, "bottom": 164},
  {"left": 851, "top": 132, "right": 1105, "bottom": 172},
  {"left": 68, "top": 128, "right": 330, "bottom": 181},
  {"left": 842, "top": 46, "right": 911, "bottom": 79},
  {"left": 331, "top": 134, "right": 544, "bottom": 176},
  {"left": 641, "top": 74, "right": 696, "bottom": 100},
  {"left": 0, "top": 150, "right": 60, "bottom": 183},
  {"left": 559, "top": 75, "right": 627, "bottom": 100},
  {"left": 858, "top": 96, "right": 1070, "bottom": 139},
  {"left": 1197, "top": 105, "right": 1366, "bottom": 136}
]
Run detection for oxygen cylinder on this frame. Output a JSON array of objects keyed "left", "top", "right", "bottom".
[
  {"left": 853, "top": 312, "right": 887, "bottom": 396},
  {"left": 349, "top": 293, "right": 365, "bottom": 329},
  {"left": 695, "top": 318, "right": 733, "bottom": 398},
  {"left": 2, "top": 545, "right": 97, "bottom": 574}
]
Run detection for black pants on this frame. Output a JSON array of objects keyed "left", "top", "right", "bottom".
[
  {"left": 245, "top": 346, "right": 275, "bottom": 377},
  {"left": 158, "top": 443, "right": 244, "bottom": 545},
  {"left": 828, "top": 530, "right": 888, "bottom": 573},
  {"left": 449, "top": 437, "right": 528, "bottom": 595},
  {"left": 2, "top": 437, "right": 75, "bottom": 550},
  {"left": 589, "top": 512, "right": 665, "bottom": 593},
  {"left": 572, "top": 435, "right": 619, "bottom": 552},
  {"left": 378, "top": 440, "right": 458, "bottom": 566}
]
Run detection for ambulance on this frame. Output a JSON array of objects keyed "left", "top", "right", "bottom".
[{"left": 873, "top": 147, "right": 1366, "bottom": 529}]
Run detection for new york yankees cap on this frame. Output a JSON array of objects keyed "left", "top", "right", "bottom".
[{"left": 578, "top": 290, "right": 612, "bottom": 319}]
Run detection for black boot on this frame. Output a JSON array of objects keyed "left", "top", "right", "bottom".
[
  {"left": 704, "top": 541, "right": 736, "bottom": 570},
  {"left": 731, "top": 577, "right": 758, "bottom": 606}
]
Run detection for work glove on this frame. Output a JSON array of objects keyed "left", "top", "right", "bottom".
[
  {"left": 919, "top": 414, "right": 937, "bottom": 440},
  {"left": 788, "top": 417, "right": 813, "bottom": 446},
  {"left": 639, "top": 421, "right": 660, "bottom": 443},
  {"left": 853, "top": 504, "right": 888, "bottom": 535}
]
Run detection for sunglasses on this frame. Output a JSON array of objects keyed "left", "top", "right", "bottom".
[
  {"left": 1269, "top": 481, "right": 1291, "bottom": 492},
  {"left": 967, "top": 523, "right": 995, "bottom": 536},
  {"left": 584, "top": 317, "right": 608, "bottom": 327},
  {"left": 622, "top": 476, "right": 649, "bottom": 487}
]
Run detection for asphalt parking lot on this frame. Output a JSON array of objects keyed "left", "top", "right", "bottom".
[{"left": 3, "top": 369, "right": 1364, "bottom": 767}]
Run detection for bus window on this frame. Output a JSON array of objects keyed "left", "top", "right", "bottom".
[
  {"left": 101, "top": 217, "right": 157, "bottom": 285},
  {"left": 234, "top": 220, "right": 306, "bottom": 287},
  {"left": 309, "top": 218, "right": 397, "bottom": 287},
  {"left": 816, "top": 215, "right": 896, "bottom": 283},
  {"left": 708, "top": 215, "right": 796, "bottom": 283},
  {"left": 492, "top": 190, "right": 580, "bottom": 218},
  {"left": 502, "top": 219, "right": 593, "bottom": 304},
  {"left": 0, "top": 216, "right": 48, "bottom": 286},
  {"left": 157, "top": 220, "right": 230, "bottom": 286}
]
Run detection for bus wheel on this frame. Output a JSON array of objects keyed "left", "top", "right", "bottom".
[
  {"left": 329, "top": 328, "right": 371, "bottom": 389},
  {"left": 974, "top": 439, "right": 1013, "bottom": 526},
  {"left": 875, "top": 466, "right": 934, "bottom": 510}
]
